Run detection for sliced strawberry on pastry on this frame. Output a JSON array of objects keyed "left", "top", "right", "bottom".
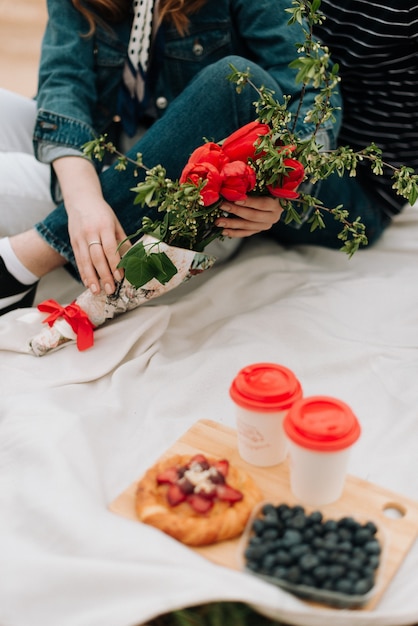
[
  {"left": 216, "top": 483, "right": 244, "bottom": 503},
  {"left": 156, "top": 467, "right": 179, "bottom": 484},
  {"left": 213, "top": 459, "right": 229, "bottom": 477},
  {"left": 187, "top": 493, "right": 214, "bottom": 514},
  {"left": 189, "top": 454, "right": 210, "bottom": 469},
  {"left": 167, "top": 483, "right": 187, "bottom": 506}
]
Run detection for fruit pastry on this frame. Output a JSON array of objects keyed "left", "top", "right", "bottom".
[{"left": 136, "top": 453, "right": 263, "bottom": 546}]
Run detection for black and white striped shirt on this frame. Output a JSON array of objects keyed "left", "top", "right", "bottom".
[{"left": 314, "top": 0, "right": 418, "bottom": 214}]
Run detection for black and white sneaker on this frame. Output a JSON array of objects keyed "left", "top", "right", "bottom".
[{"left": 0, "top": 256, "right": 38, "bottom": 316}]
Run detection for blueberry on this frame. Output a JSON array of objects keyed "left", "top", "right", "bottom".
[
  {"left": 300, "top": 574, "right": 316, "bottom": 587},
  {"left": 288, "top": 514, "right": 308, "bottom": 530},
  {"left": 272, "top": 565, "right": 288, "bottom": 580},
  {"left": 316, "top": 548, "right": 329, "bottom": 563},
  {"left": 263, "top": 516, "right": 280, "bottom": 530},
  {"left": 323, "top": 519, "right": 338, "bottom": 533},
  {"left": 248, "top": 535, "right": 263, "bottom": 546},
  {"left": 353, "top": 546, "right": 367, "bottom": 560},
  {"left": 276, "top": 504, "right": 292, "bottom": 520},
  {"left": 312, "top": 564, "right": 328, "bottom": 581},
  {"left": 353, "top": 578, "right": 374, "bottom": 595},
  {"left": 333, "top": 552, "right": 350, "bottom": 566},
  {"left": 252, "top": 519, "right": 266, "bottom": 535},
  {"left": 263, "top": 528, "right": 279, "bottom": 541},
  {"left": 271, "top": 538, "right": 285, "bottom": 551},
  {"left": 368, "top": 554, "right": 380, "bottom": 569},
  {"left": 350, "top": 556, "right": 366, "bottom": 571},
  {"left": 335, "top": 578, "right": 354, "bottom": 594},
  {"left": 353, "top": 528, "right": 373, "bottom": 545},
  {"left": 337, "top": 527, "right": 353, "bottom": 542},
  {"left": 275, "top": 550, "right": 293, "bottom": 566},
  {"left": 311, "top": 522, "right": 324, "bottom": 536},
  {"left": 299, "top": 553, "right": 321, "bottom": 571},
  {"left": 292, "top": 505, "right": 306, "bottom": 517},
  {"left": 327, "top": 564, "right": 345, "bottom": 578},
  {"left": 290, "top": 543, "right": 310, "bottom": 559},
  {"left": 338, "top": 516, "right": 359, "bottom": 530},
  {"left": 244, "top": 544, "right": 267, "bottom": 561},
  {"left": 338, "top": 540, "right": 353, "bottom": 553},
  {"left": 361, "top": 566, "right": 375, "bottom": 581},
  {"left": 321, "top": 579, "right": 334, "bottom": 590},
  {"left": 262, "top": 553, "right": 277, "bottom": 571},
  {"left": 364, "top": 539, "right": 381, "bottom": 555},
  {"left": 282, "top": 529, "right": 303, "bottom": 546},
  {"left": 286, "top": 565, "right": 302, "bottom": 584},
  {"left": 364, "top": 521, "right": 378, "bottom": 535},
  {"left": 262, "top": 503, "right": 277, "bottom": 517},
  {"left": 308, "top": 510, "right": 323, "bottom": 524},
  {"left": 312, "top": 536, "right": 325, "bottom": 549},
  {"left": 323, "top": 531, "right": 339, "bottom": 544},
  {"left": 303, "top": 527, "right": 315, "bottom": 542}
]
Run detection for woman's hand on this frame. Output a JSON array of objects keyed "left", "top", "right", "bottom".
[
  {"left": 67, "top": 196, "right": 128, "bottom": 295},
  {"left": 215, "top": 195, "right": 283, "bottom": 238},
  {"left": 53, "top": 155, "right": 129, "bottom": 295}
]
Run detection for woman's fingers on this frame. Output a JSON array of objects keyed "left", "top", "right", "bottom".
[
  {"left": 69, "top": 206, "right": 128, "bottom": 295},
  {"left": 82, "top": 238, "right": 122, "bottom": 294},
  {"left": 216, "top": 196, "right": 284, "bottom": 237}
]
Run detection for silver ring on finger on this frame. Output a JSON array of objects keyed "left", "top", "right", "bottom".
[{"left": 88, "top": 240, "right": 102, "bottom": 249}]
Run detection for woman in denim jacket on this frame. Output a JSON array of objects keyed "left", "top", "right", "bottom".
[{"left": 0, "top": 0, "right": 342, "bottom": 313}]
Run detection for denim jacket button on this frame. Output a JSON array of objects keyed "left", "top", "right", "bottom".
[
  {"left": 156, "top": 96, "right": 168, "bottom": 110},
  {"left": 192, "top": 41, "right": 204, "bottom": 56}
]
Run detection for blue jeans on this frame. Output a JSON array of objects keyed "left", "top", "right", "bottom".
[
  {"left": 36, "top": 55, "right": 378, "bottom": 281},
  {"left": 268, "top": 171, "right": 392, "bottom": 249}
]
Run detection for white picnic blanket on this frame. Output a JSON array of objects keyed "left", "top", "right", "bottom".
[{"left": 1, "top": 204, "right": 418, "bottom": 626}]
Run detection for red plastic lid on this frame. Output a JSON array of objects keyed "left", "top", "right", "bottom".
[
  {"left": 283, "top": 396, "right": 361, "bottom": 451},
  {"left": 229, "top": 362, "right": 302, "bottom": 412}
]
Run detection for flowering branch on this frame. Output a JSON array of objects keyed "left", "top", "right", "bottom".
[
  {"left": 30, "top": 0, "right": 418, "bottom": 356},
  {"left": 228, "top": 0, "right": 418, "bottom": 256},
  {"left": 84, "top": 0, "right": 418, "bottom": 276}
]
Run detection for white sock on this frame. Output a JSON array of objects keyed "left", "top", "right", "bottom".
[{"left": 0, "top": 238, "right": 39, "bottom": 285}]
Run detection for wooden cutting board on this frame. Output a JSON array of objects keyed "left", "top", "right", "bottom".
[{"left": 109, "top": 419, "right": 418, "bottom": 611}]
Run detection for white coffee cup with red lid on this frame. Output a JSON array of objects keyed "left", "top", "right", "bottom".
[
  {"left": 229, "top": 362, "right": 303, "bottom": 467},
  {"left": 283, "top": 395, "right": 361, "bottom": 505}
]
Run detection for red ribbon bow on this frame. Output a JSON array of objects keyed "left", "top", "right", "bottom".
[{"left": 37, "top": 299, "right": 96, "bottom": 351}]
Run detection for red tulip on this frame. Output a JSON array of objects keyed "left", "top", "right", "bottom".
[
  {"left": 267, "top": 158, "right": 305, "bottom": 199},
  {"left": 221, "top": 121, "right": 270, "bottom": 162},
  {"left": 220, "top": 161, "right": 257, "bottom": 201}
]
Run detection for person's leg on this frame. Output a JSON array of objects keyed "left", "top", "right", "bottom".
[
  {"left": 0, "top": 231, "right": 64, "bottom": 314},
  {"left": 1, "top": 56, "right": 273, "bottom": 313},
  {"left": 0, "top": 89, "right": 61, "bottom": 313},
  {"left": 0, "top": 89, "right": 55, "bottom": 235},
  {"left": 0, "top": 88, "right": 39, "bottom": 152},
  {"left": 35, "top": 56, "right": 290, "bottom": 275},
  {"left": 267, "top": 171, "right": 391, "bottom": 249},
  {"left": 2, "top": 55, "right": 342, "bottom": 312}
]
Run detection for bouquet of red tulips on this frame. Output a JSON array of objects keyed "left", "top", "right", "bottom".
[{"left": 28, "top": 121, "right": 306, "bottom": 356}]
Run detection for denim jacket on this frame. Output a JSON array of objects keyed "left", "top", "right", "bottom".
[{"left": 33, "top": 0, "right": 339, "bottom": 200}]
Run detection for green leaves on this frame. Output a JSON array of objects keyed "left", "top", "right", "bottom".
[
  {"left": 82, "top": 0, "right": 417, "bottom": 264},
  {"left": 392, "top": 167, "right": 418, "bottom": 206},
  {"left": 118, "top": 241, "right": 178, "bottom": 289}
]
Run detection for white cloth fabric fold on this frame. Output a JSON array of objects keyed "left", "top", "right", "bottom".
[{"left": 1, "top": 204, "right": 418, "bottom": 626}]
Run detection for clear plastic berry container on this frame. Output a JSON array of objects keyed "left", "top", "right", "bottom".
[{"left": 238, "top": 501, "right": 385, "bottom": 609}]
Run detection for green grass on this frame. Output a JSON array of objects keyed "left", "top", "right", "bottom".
[
  {"left": 143, "top": 602, "right": 418, "bottom": 626},
  {"left": 143, "top": 602, "right": 285, "bottom": 626}
]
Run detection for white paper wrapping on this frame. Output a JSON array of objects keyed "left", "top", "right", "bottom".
[{"left": 29, "top": 235, "right": 215, "bottom": 356}]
